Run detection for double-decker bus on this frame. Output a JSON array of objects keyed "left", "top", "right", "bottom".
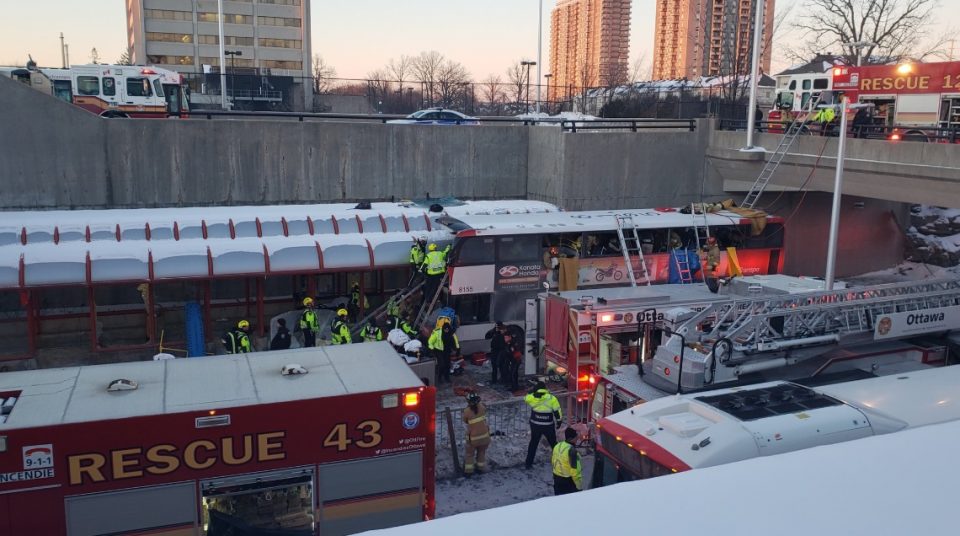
[{"left": 441, "top": 207, "right": 785, "bottom": 353}]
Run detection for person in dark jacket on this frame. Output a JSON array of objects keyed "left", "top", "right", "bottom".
[
  {"left": 524, "top": 382, "right": 562, "bottom": 468},
  {"left": 503, "top": 324, "right": 525, "bottom": 391},
  {"left": 270, "top": 318, "right": 291, "bottom": 350},
  {"left": 485, "top": 321, "right": 507, "bottom": 384}
]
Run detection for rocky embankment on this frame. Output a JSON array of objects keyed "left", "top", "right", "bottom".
[{"left": 906, "top": 206, "right": 960, "bottom": 267}]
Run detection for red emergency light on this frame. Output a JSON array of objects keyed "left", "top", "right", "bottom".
[
  {"left": 404, "top": 392, "right": 420, "bottom": 407},
  {"left": 833, "top": 67, "right": 843, "bottom": 76},
  {"left": 141, "top": 68, "right": 158, "bottom": 75}
]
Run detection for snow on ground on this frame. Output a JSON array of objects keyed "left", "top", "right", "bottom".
[
  {"left": 843, "top": 261, "right": 959, "bottom": 286},
  {"left": 373, "top": 419, "right": 960, "bottom": 535},
  {"left": 435, "top": 466, "right": 554, "bottom": 518}
]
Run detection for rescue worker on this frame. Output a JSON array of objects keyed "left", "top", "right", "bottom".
[
  {"left": 503, "top": 324, "right": 525, "bottom": 391},
  {"left": 524, "top": 381, "right": 562, "bottom": 468},
  {"left": 386, "top": 313, "right": 418, "bottom": 338},
  {"left": 360, "top": 320, "right": 384, "bottom": 343},
  {"left": 299, "top": 297, "right": 319, "bottom": 347},
  {"left": 552, "top": 427, "right": 582, "bottom": 495},
  {"left": 330, "top": 308, "right": 352, "bottom": 345},
  {"left": 484, "top": 321, "right": 507, "bottom": 384},
  {"left": 421, "top": 243, "right": 451, "bottom": 310},
  {"left": 702, "top": 236, "right": 721, "bottom": 275},
  {"left": 270, "top": 318, "right": 291, "bottom": 350},
  {"left": 428, "top": 322, "right": 459, "bottom": 384},
  {"left": 462, "top": 392, "right": 491, "bottom": 477},
  {"left": 814, "top": 105, "right": 836, "bottom": 136},
  {"left": 409, "top": 236, "right": 427, "bottom": 286},
  {"left": 222, "top": 319, "right": 252, "bottom": 354},
  {"left": 349, "top": 282, "right": 368, "bottom": 322}
]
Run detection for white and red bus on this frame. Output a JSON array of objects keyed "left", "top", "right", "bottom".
[
  {"left": 832, "top": 61, "right": 960, "bottom": 141},
  {"left": 7, "top": 63, "right": 190, "bottom": 118},
  {"left": 591, "top": 364, "right": 960, "bottom": 487},
  {"left": 0, "top": 342, "right": 435, "bottom": 535},
  {"left": 442, "top": 208, "right": 785, "bottom": 352}
]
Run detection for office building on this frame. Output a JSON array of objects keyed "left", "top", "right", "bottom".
[
  {"left": 549, "top": 0, "right": 631, "bottom": 101},
  {"left": 126, "top": 0, "right": 313, "bottom": 110},
  {"left": 652, "top": 0, "right": 774, "bottom": 80}
]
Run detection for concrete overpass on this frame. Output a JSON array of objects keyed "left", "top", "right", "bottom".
[{"left": 708, "top": 130, "right": 960, "bottom": 207}]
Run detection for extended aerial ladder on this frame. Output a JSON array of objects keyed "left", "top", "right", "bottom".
[
  {"left": 614, "top": 215, "right": 651, "bottom": 287},
  {"left": 645, "top": 278, "right": 960, "bottom": 392},
  {"left": 741, "top": 93, "right": 823, "bottom": 210}
]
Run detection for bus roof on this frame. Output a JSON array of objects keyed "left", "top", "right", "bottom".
[
  {"left": 0, "top": 342, "right": 423, "bottom": 431},
  {"left": 450, "top": 207, "right": 776, "bottom": 236}
]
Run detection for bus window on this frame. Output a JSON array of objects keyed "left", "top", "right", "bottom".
[
  {"left": 497, "top": 235, "right": 540, "bottom": 262},
  {"left": 451, "top": 293, "right": 491, "bottom": 324},
  {"left": 455, "top": 236, "right": 494, "bottom": 265},
  {"left": 127, "top": 77, "right": 152, "bottom": 97},
  {"left": 102, "top": 77, "right": 116, "bottom": 96},
  {"left": 77, "top": 76, "right": 99, "bottom": 96},
  {"left": 585, "top": 232, "right": 622, "bottom": 257},
  {"left": 741, "top": 223, "right": 784, "bottom": 249}
]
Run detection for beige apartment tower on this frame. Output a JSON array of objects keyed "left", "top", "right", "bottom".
[
  {"left": 652, "top": 0, "right": 775, "bottom": 80},
  {"left": 549, "top": 0, "right": 631, "bottom": 101},
  {"left": 125, "top": 0, "right": 312, "bottom": 110}
]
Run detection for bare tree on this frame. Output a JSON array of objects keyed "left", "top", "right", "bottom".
[
  {"left": 412, "top": 51, "right": 445, "bottom": 106},
  {"left": 387, "top": 55, "right": 413, "bottom": 90},
  {"left": 436, "top": 59, "right": 471, "bottom": 108},
  {"left": 791, "top": 0, "right": 952, "bottom": 65},
  {"left": 480, "top": 74, "right": 506, "bottom": 113},
  {"left": 313, "top": 54, "right": 337, "bottom": 94},
  {"left": 505, "top": 62, "right": 526, "bottom": 105},
  {"left": 629, "top": 53, "right": 651, "bottom": 83}
]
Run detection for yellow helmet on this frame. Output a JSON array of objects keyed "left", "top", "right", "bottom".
[
  {"left": 237, "top": 319, "right": 250, "bottom": 330},
  {"left": 337, "top": 308, "right": 348, "bottom": 317},
  {"left": 428, "top": 243, "right": 438, "bottom": 251},
  {"left": 302, "top": 297, "right": 314, "bottom": 307}
]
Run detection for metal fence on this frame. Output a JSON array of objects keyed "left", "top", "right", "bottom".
[{"left": 719, "top": 119, "right": 960, "bottom": 143}]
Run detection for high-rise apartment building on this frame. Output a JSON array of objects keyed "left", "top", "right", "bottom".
[
  {"left": 126, "top": 0, "right": 312, "bottom": 110},
  {"left": 652, "top": 0, "right": 775, "bottom": 80},
  {"left": 549, "top": 0, "right": 631, "bottom": 101}
]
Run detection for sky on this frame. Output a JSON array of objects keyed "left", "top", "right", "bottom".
[{"left": 0, "top": 1, "right": 957, "bottom": 82}]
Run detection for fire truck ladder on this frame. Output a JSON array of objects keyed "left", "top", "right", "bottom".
[
  {"left": 741, "top": 93, "right": 822, "bottom": 210},
  {"left": 615, "top": 215, "right": 651, "bottom": 287},
  {"left": 658, "top": 279, "right": 960, "bottom": 388},
  {"left": 690, "top": 203, "right": 711, "bottom": 283},
  {"left": 351, "top": 280, "right": 425, "bottom": 335},
  {"left": 413, "top": 272, "right": 450, "bottom": 330}
]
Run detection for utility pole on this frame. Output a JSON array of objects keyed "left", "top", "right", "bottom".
[
  {"left": 218, "top": 0, "right": 228, "bottom": 110},
  {"left": 60, "top": 33, "right": 66, "bottom": 68},
  {"left": 535, "top": 0, "right": 543, "bottom": 114},
  {"left": 744, "top": 0, "right": 765, "bottom": 149},
  {"left": 824, "top": 97, "right": 850, "bottom": 290}
]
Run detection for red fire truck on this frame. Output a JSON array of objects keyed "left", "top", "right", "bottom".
[
  {"left": 832, "top": 61, "right": 960, "bottom": 140},
  {"left": 0, "top": 342, "right": 434, "bottom": 535}
]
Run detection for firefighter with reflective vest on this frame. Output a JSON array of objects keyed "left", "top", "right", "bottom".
[
  {"left": 420, "top": 243, "right": 451, "bottom": 309},
  {"left": 409, "top": 236, "right": 427, "bottom": 286},
  {"left": 330, "top": 309, "right": 352, "bottom": 345},
  {"left": 222, "top": 319, "right": 252, "bottom": 354},
  {"left": 428, "top": 322, "right": 459, "bottom": 384},
  {"left": 524, "top": 381, "right": 562, "bottom": 468},
  {"left": 299, "top": 297, "right": 319, "bottom": 347},
  {"left": 552, "top": 427, "right": 582, "bottom": 495},
  {"left": 462, "top": 392, "right": 491, "bottom": 477},
  {"left": 360, "top": 320, "right": 384, "bottom": 343}
]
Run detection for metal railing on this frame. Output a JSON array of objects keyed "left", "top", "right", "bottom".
[
  {"left": 719, "top": 119, "right": 960, "bottom": 143},
  {"left": 560, "top": 118, "right": 696, "bottom": 133}
]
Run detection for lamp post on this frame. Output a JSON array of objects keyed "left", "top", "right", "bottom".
[
  {"left": 521, "top": 60, "right": 536, "bottom": 114},
  {"left": 217, "top": 0, "right": 227, "bottom": 109},
  {"left": 535, "top": 0, "right": 543, "bottom": 114},
  {"left": 842, "top": 41, "right": 877, "bottom": 67},
  {"left": 225, "top": 50, "right": 242, "bottom": 108},
  {"left": 744, "top": 0, "right": 765, "bottom": 149},
  {"left": 544, "top": 73, "right": 552, "bottom": 114},
  {"left": 824, "top": 96, "right": 850, "bottom": 290}
]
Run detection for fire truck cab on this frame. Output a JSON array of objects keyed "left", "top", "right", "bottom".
[{"left": 0, "top": 342, "right": 434, "bottom": 535}]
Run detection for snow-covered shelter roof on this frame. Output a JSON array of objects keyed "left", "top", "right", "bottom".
[
  {"left": 0, "top": 200, "right": 557, "bottom": 289},
  {"left": 0, "top": 342, "right": 421, "bottom": 430}
]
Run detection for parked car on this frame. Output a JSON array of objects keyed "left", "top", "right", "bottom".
[{"left": 387, "top": 108, "right": 478, "bottom": 125}]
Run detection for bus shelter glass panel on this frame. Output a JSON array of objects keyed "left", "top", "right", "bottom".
[{"left": 201, "top": 467, "right": 315, "bottom": 535}]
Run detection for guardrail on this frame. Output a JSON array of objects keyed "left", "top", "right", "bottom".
[
  {"left": 193, "top": 110, "right": 697, "bottom": 132},
  {"left": 719, "top": 119, "right": 960, "bottom": 143}
]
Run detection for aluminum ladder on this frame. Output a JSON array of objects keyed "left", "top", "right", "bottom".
[
  {"left": 741, "top": 93, "right": 822, "bottom": 209},
  {"left": 690, "top": 203, "right": 711, "bottom": 283},
  {"left": 614, "top": 214, "right": 651, "bottom": 287},
  {"left": 413, "top": 272, "right": 450, "bottom": 330},
  {"left": 351, "top": 280, "right": 424, "bottom": 336}
]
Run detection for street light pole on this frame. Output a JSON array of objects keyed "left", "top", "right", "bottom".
[
  {"left": 744, "top": 0, "right": 765, "bottom": 149},
  {"left": 842, "top": 41, "right": 877, "bottom": 67},
  {"left": 225, "top": 50, "right": 242, "bottom": 107},
  {"left": 824, "top": 96, "right": 850, "bottom": 290},
  {"left": 521, "top": 61, "right": 537, "bottom": 114},
  {"left": 217, "top": 0, "right": 228, "bottom": 110},
  {"left": 536, "top": 0, "right": 543, "bottom": 114},
  {"left": 544, "top": 73, "right": 552, "bottom": 113}
]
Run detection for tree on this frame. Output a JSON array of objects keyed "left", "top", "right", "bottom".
[
  {"left": 116, "top": 47, "right": 133, "bottom": 66},
  {"left": 412, "top": 51, "right": 445, "bottom": 106},
  {"left": 791, "top": 0, "right": 951, "bottom": 65},
  {"left": 387, "top": 55, "right": 414, "bottom": 91},
  {"left": 479, "top": 74, "right": 506, "bottom": 114},
  {"left": 505, "top": 62, "right": 526, "bottom": 105},
  {"left": 436, "top": 59, "right": 471, "bottom": 108},
  {"left": 313, "top": 54, "right": 337, "bottom": 94}
]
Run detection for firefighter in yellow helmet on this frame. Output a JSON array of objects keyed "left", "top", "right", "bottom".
[
  {"left": 299, "top": 297, "right": 319, "bottom": 347},
  {"left": 222, "top": 319, "right": 252, "bottom": 354},
  {"left": 552, "top": 427, "right": 582, "bottom": 495},
  {"left": 330, "top": 308, "right": 352, "bottom": 345},
  {"left": 462, "top": 392, "right": 491, "bottom": 477}
]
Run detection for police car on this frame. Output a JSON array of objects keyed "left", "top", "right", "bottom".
[{"left": 387, "top": 108, "right": 479, "bottom": 125}]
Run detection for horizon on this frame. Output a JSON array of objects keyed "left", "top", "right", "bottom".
[{"left": 0, "top": 1, "right": 956, "bottom": 83}]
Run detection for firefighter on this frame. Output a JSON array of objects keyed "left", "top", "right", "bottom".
[
  {"left": 552, "top": 427, "right": 582, "bottom": 495},
  {"left": 420, "top": 243, "right": 451, "bottom": 310},
  {"left": 524, "top": 381, "right": 562, "bottom": 469},
  {"left": 484, "top": 321, "right": 507, "bottom": 384},
  {"left": 428, "top": 322, "right": 459, "bottom": 384},
  {"left": 702, "top": 236, "right": 721, "bottom": 275},
  {"left": 299, "top": 297, "right": 319, "bottom": 347},
  {"left": 349, "top": 282, "right": 368, "bottom": 322},
  {"left": 222, "top": 319, "right": 252, "bottom": 354},
  {"left": 360, "top": 320, "right": 384, "bottom": 343},
  {"left": 330, "top": 309, "right": 352, "bottom": 345},
  {"left": 462, "top": 392, "right": 491, "bottom": 477}
]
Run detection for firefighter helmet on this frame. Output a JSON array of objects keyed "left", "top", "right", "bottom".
[
  {"left": 428, "top": 243, "right": 438, "bottom": 251},
  {"left": 302, "top": 297, "right": 314, "bottom": 307},
  {"left": 466, "top": 392, "right": 481, "bottom": 406},
  {"left": 237, "top": 319, "right": 250, "bottom": 330},
  {"left": 337, "top": 308, "right": 348, "bottom": 317}
]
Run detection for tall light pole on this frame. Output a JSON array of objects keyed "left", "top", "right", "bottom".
[
  {"left": 521, "top": 60, "right": 536, "bottom": 113},
  {"left": 535, "top": 0, "right": 543, "bottom": 114},
  {"left": 544, "top": 73, "right": 553, "bottom": 113},
  {"left": 225, "top": 50, "right": 242, "bottom": 106},
  {"left": 824, "top": 97, "right": 850, "bottom": 290},
  {"left": 842, "top": 41, "right": 877, "bottom": 67},
  {"left": 744, "top": 0, "right": 765, "bottom": 149},
  {"left": 217, "top": 0, "right": 228, "bottom": 110}
]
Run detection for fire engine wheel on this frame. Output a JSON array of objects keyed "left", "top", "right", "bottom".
[
  {"left": 100, "top": 111, "right": 129, "bottom": 119},
  {"left": 902, "top": 130, "right": 929, "bottom": 143}
]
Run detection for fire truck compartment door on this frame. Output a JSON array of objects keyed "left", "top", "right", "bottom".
[
  {"left": 318, "top": 451, "right": 423, "bottom": 535},
  {"left": 65, "top": 481, "right": 196, "bottom": 536},
  {"left": 894, "top": 94, "right": 939, "bottom": 126}
]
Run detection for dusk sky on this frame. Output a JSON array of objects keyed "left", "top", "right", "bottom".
[{"left": 0, "top": 1, "right": 956, "bottom": 81}]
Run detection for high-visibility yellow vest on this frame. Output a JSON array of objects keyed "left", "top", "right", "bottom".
[
  {"left": 300, "top": 309, "right": 318, "bottom": 332},
  {"left": 423, "top": 250, "right": 448, "bottom": 275},
  {"left": 552, "top": 441, "right": 582, "bottom": 489}
]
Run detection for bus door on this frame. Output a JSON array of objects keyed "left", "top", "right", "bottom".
[{"left": 162, "top": 83, "right": 185, "bottom": 117}]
